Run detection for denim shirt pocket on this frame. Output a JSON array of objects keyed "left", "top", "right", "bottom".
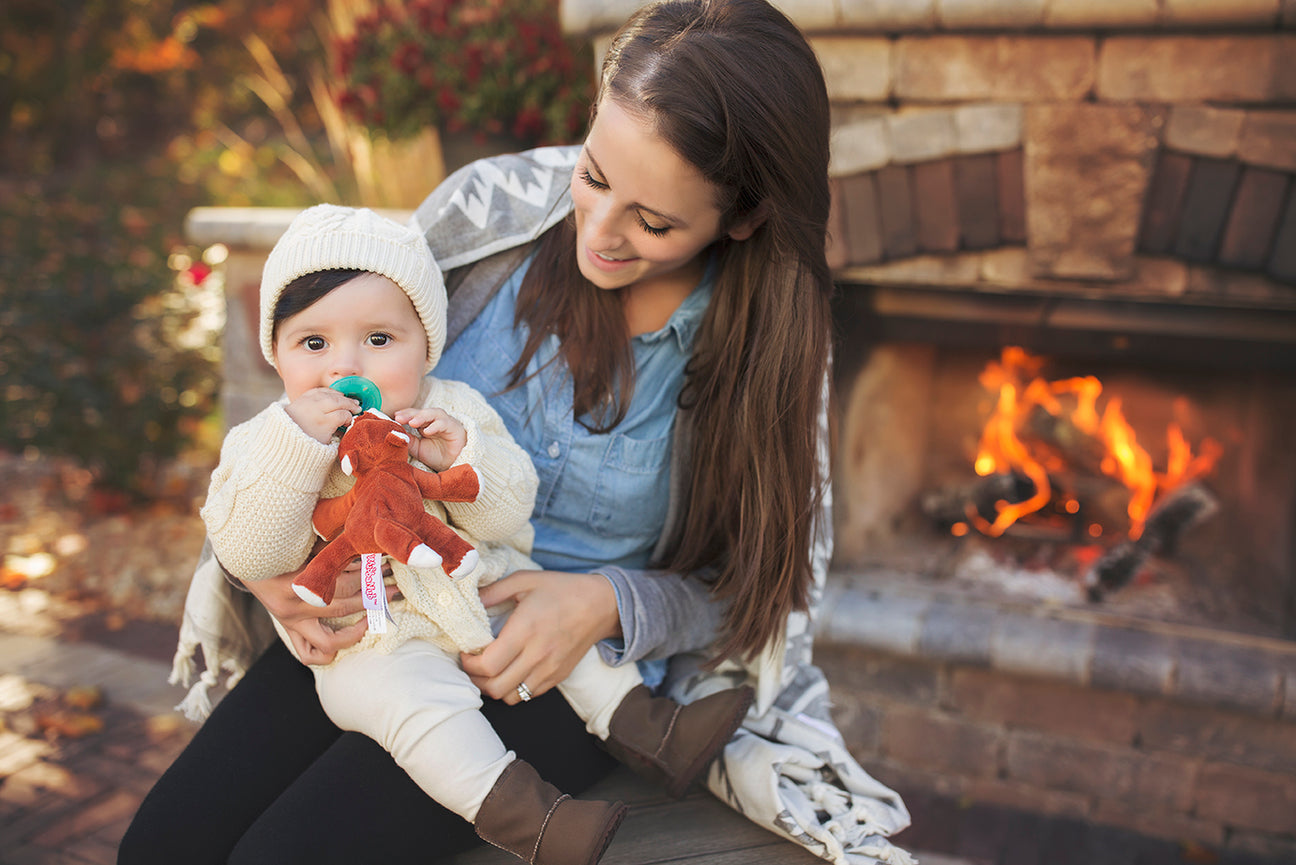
[{"left": 589, "top": 431, "right": 673, "bottom": 545}]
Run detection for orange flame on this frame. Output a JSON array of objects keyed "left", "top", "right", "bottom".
[{"left": 969, "top": 347, "right": 1221, "bottom": 539}]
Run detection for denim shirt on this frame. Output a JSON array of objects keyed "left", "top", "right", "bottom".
[{"left": 434, "top": 254, "right": 715, "bottom": 574}]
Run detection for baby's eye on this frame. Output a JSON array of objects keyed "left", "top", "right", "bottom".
[
  {"left": 368, "top": 333, "right": 391, "bottom": 347},
  {"left": 304, "top": 336, "right": 326, "bottom": 351}
]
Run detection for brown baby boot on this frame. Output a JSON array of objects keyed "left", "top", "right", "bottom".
[
  {"left": 474, "top": 759, "right": 627, "bottom": 865},
  {"left": 605, "top": 684, "right": 755, "bottom": 799}
]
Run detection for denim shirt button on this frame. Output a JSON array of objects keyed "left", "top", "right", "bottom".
[{"left": 547, "top": 441, "right": 561, "bottom": 459}]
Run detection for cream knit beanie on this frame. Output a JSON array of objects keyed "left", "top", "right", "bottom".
[{"left": 260, "top": 204, "right": 447, "bottom": 372}]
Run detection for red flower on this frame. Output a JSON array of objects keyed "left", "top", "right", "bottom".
[
  {"left": 392, "top": 41, "right": 422, "bottom": 74},
  {"left": 437, "top": 88, "right": 460, "bottom": 114},
  {"left": 330, "top": 0, "right": 594, "bottom": 145}
]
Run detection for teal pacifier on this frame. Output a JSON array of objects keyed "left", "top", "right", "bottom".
[{"left": 330, "top": 375, "right": 383, "bottom": 413}]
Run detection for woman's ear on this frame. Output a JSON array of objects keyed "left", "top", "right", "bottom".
[{"left": 726, "top": 200, "right": 769, "bottom": 242}]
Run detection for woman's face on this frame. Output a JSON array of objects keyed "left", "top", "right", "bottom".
[
  {"left": 273, "top": 273, "right": 427, "bottom": 414},
  {"left": 571, "top": 96, "right": 741, "bottom": 293}
]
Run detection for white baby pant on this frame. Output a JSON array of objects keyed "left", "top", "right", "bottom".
[{"left": 313, "top": 636, "right": 642, "bottom": 822}]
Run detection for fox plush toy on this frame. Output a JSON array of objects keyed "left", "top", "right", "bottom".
[{"left": 292, "top": 408, "right": 482, "bottom": 608}]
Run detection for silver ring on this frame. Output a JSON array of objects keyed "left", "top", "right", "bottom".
[{"left": 516, "top": 682, "right": 533, "bottom": 702}]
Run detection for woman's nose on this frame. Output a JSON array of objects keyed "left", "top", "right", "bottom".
[{"left": 584, "top": 198, "right": 624, "bottom": 250}]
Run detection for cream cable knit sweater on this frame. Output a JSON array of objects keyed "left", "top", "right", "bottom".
[{"left": 200, "top": 374, "right": 538, "bottom": 662}]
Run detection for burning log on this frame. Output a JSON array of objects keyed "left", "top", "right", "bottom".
[
  {"left": 922, "top": 471, "right": 1131, "bottom": 542},
  {"left": 1084, "top": 482, "right": 1220, "bottom": 601},
  {"left": 921, "top": 471, "right": 1035, "bottom": 528}
]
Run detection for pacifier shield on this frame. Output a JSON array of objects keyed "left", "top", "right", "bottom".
[{"left": 329, "top": 376, "right": 382, "bottom": 413}]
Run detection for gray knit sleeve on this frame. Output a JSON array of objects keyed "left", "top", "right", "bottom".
[{"left": 592, "top": 566, "right": 726, "bottom": 665}]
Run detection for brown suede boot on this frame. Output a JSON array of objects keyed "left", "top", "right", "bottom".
[
  {"left": 474, "top": 759, "right": 627, "bottom": 865},
  {"left": 605, "top": 684, "right": 755, "bottom": 799}
]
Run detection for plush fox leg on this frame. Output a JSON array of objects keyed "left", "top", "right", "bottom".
[
  {"left": 604, "top": 685, "right": 755, "bottom": 798},
  {"left": 415, "top": 513, "right": 479, "bottom": 577},
  {"left": 474, "top": 759, "right": 626, "bottom": 865},
  {"left": 291, "top": 536, "right": 358, "bottom": 607},
  {"left": 373, "top": 519, "right": 442, "bottom": 571}
]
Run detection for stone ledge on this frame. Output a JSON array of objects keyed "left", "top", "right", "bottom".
[
  {"left": 185, "top": 207, "right": 414, "bottom": 250},
  {"left": 817, "top": 572, "right": 1296, "bottom": 721}
]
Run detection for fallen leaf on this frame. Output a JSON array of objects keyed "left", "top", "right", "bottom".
[
  {"left": 1180, "top": 840, "right": 1219, "bottom": 865},
  {"left": 63, "top": 685, "right": 104, "bottom": 711},
  {"left": 35, "top": 709, "right": 105, "bottom": 739},
  {"left": 0, "top": 568, "right": 28, "bottom": 591}
]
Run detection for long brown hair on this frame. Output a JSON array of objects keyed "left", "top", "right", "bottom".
[{"left": 514, "top": 0, "right": 833, "bottom": 662}]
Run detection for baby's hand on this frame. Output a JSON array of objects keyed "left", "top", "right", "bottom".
[
  {"left": 395, "top": 407, "right": 466, "bottom": 471},
  {"left": 285, "top": 388, "right": 359, "bottom": 444}
]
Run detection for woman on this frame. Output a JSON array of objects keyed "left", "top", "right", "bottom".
[{"left": 120, "top": 1, "right": 911, "bottom": 863}]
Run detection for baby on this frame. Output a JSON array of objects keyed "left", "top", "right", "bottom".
[{"left": 197, "top": 205, "right": 752, "bottom": 865}]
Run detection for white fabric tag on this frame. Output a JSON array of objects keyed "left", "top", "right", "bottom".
[{"left": 360, "top": 553, "right": 390, "bottom": 634}]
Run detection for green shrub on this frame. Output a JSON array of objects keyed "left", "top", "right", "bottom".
[
  {"left": 0, "top": 160, "right": 221, "bottom": 497},
  {"left": 0, "top": 0, "right": 322, "bottom": 497}
]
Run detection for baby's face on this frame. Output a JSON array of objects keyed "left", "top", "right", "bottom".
[{"left": 273, "top": 273, "right": 427, "bottom": 414}]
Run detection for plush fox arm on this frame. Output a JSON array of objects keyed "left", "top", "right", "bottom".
[{"left": 414, "top": 463, "right": 480, "bottom": 504}]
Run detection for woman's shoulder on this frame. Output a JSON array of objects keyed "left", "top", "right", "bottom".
[{"left": 409, "top": 145, "right": 579, "bottom": 272}]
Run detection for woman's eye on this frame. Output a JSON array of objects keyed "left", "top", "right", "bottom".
[
  {"left": 637, "top": 214, "right": 670, "bottom": 237},
  {"left": 304, "top": 336, "right": 326, "bottom": 351},
  {"left": 579, "top": 167, "right": 609, "bottom": 190}
]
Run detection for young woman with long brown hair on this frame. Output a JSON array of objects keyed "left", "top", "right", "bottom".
[{"left": 120, "top": 2, "right": 910, "bottom": 863}]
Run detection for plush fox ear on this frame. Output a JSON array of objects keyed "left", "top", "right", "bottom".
[{"left": 387, "top": 429, "right": 411, "bottom": 448}]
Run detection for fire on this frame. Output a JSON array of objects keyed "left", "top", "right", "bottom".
[{"left": 969, "top": 347, "right": 1221, "bottom": 540}]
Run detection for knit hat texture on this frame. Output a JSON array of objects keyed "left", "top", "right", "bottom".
[{"left": 260, "top": 204, "right": 446, "bottom": 372}]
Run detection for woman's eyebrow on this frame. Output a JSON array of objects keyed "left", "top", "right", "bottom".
[{"left": 586, "top": 150, "right": 686, "bottom": 226}]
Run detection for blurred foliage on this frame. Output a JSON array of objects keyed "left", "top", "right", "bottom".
[
  {"left": 0, "top": 0, "right": 325, "bottom": 497},
  {"left": 334, "top": 0, "right": 592, "bottom": 145},
  {"left": 0, "top": 0, "right": 591, "bottom": 497},
  {"left": 0, "top": 159, "right": 225, "bottom": 496}
]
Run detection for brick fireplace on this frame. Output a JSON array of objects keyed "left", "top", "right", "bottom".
[{"left": 562, "top": 1, "right": 1296, "bottom": 860}]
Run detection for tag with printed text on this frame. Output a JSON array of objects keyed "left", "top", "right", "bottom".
[{"left": 359, "top": 553, "right": 390, "bottom": 634}]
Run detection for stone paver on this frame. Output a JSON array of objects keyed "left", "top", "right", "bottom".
[{"left": 0, "top": 631, "right": 194, "bottom": 865}]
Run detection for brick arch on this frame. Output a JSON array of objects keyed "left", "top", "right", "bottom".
[
  {"left": 827, "top": 149, "right": 1026, "bottom": 270},
  {"left": 1139, "top": 149, "right": 1296, "bottom": 284}
]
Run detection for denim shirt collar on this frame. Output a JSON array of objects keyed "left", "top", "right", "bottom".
[{"left": 633, "top": 251, "right": 717, "bottom": 352}]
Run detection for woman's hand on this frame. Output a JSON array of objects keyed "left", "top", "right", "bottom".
[
  {"left": 461, "top": 570, "right": 621, "bottom": 705},
  {"left": 242, "top": 551, "right": 397, "bottom": 666}
]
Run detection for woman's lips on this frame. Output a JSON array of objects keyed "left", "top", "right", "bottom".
[{"left": 586, "top": 246, "right": 636, "bottom": 273}]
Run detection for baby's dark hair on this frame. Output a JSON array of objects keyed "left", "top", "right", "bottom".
[{"left": 270, "top": 269, "right": 365, "bottom": 342}]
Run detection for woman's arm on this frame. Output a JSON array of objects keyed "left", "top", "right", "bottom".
[
  {"left": 238, "top": 552, "right": 395, "bottom": 665},
  {"left": 593, "top": 565, "right": 726, "bottom": 663},
  {"left": 460, "top": 569, "right": 620, "bottom": 703},
  {"left": 460, "top": 565, "right": 725, "bottom": 704}
]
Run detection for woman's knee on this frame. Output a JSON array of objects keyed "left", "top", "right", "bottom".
[{"left": 117, "top": 795, "right": 218, "bottom": 865}]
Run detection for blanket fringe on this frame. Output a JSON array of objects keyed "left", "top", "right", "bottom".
[{"left": 176, "top": 671, "right": 217, "bottom": 722}]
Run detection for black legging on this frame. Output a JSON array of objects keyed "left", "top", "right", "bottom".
[{"left": 118, "top": 640, "right": 618, "bottom": 865}]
